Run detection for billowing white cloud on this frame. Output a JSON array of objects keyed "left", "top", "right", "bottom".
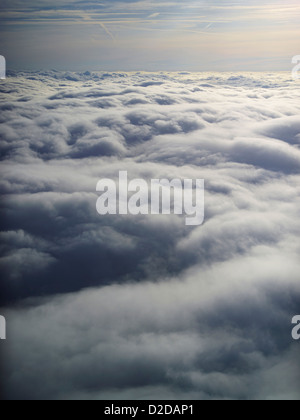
[{"left": 0, "top": 71, "right": 300, "bottom": 400}]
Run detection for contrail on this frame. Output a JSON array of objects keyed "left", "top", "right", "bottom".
[
  {"left": 100, "top": 22, "right": 115, "bottom": 40},
  {"left": 148, "top": 13, "right": 160, "bottom": 19}
]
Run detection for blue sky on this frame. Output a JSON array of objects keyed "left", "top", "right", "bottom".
[{"left": 0, "top": 0, "right": 299, "bottom": 71}]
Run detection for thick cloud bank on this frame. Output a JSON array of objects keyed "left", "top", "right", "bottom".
[{"left": 0, "top": 71, "right": 300, "bottom": 400}]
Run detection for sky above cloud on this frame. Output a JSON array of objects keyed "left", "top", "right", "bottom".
[{"left": 0, "top": 0, "right": 299, "bottom": 71}]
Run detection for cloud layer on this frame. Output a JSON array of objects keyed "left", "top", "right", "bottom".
[
  {"left": 1, "top": 1, "right": 300, "bottom": 71},
  {"left": 0, "top": 71, "right": 300, "bottom": 400}
]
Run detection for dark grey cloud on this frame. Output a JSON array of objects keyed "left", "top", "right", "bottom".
[{"left": 0, "top": 71, "right": 300, "bottom": 400}]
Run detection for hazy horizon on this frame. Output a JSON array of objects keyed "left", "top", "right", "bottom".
[{"left": 6, "top": 69, "right": 296, "bottom": 73}]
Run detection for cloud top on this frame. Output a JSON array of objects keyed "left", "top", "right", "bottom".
[{"left": 0, "top": 71, "right": 300, "bottom": 400}]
